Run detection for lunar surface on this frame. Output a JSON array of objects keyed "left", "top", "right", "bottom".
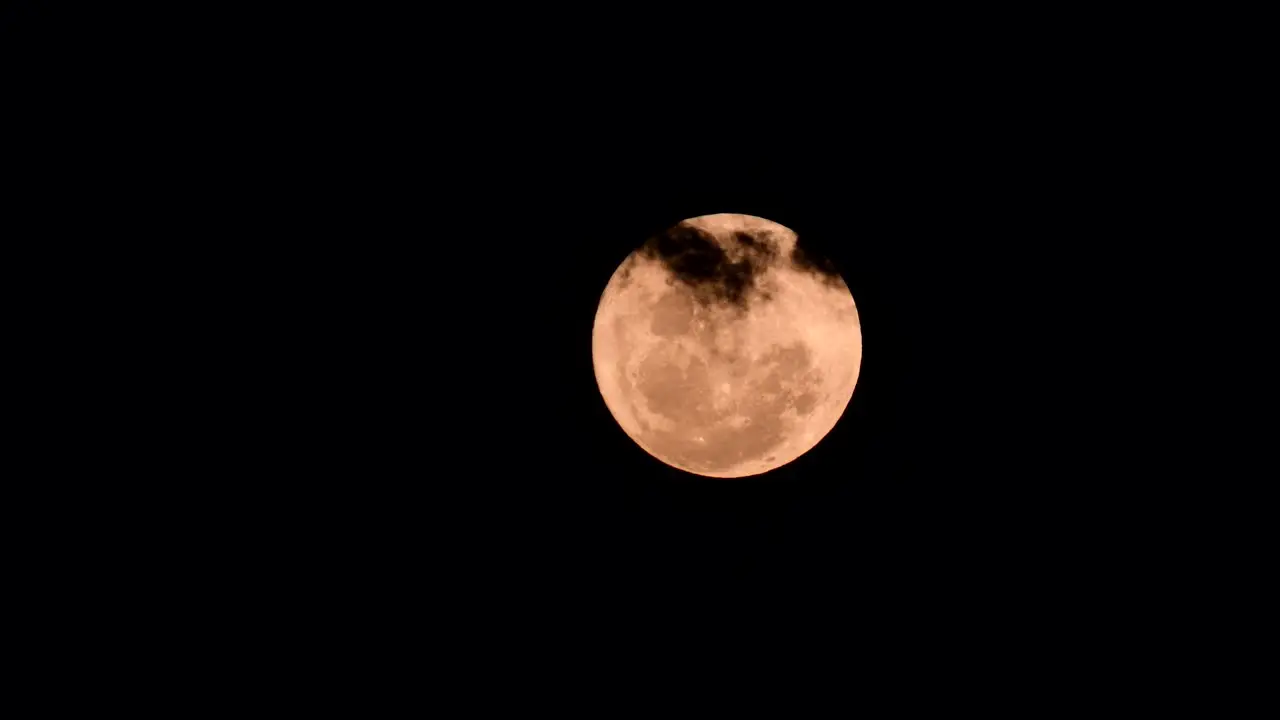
[{"left": 592, "top": 213, "right": 862, "bottom": 478}]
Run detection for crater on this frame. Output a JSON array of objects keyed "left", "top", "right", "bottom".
[
  {"left": 631, "top": 339, "right": 821, "bottom": 474},
  {"left": 647, "top": 406, "right": 789, "bottom": 475}
]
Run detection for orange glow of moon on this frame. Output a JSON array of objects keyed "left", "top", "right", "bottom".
[{"left": 591, "top": 213, "right": 862, "bottom": 478}]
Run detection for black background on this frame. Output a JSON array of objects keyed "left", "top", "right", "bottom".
[
  {"left": 5, "top": 4, "right": 1207, "bottom": 670},
  {"left": 252, "top": 133, "right": 1054, "bottom": 635},
  {"left": 221, "top": 112, "right": 992, "bottom": 636}
]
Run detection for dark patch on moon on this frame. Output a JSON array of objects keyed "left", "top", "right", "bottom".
[
  {"left": 638, "top": 222, "right": 780, "bottom": 310},
  {"left": 649, "top": 291, "right": 694, "bottom": 337},
  {"left": 634, "top": 352, "right": 710, "bottom": 422},
  {"left": 759, "top": 341, "right": 811, "bottom": 373},
  {"left": 792, "top": 392, "right": 818, "bottom": 415}
]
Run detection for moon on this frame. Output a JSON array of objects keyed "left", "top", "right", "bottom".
[{"left": 592, "top": 213, "right": 862, "bottom": 478}]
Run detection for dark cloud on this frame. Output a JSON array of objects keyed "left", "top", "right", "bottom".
[
  {"left": 638, "top": 223, "right": 779, "bottom": 309},
  {"left": 790, "top": 241, "right": 845, "bottom": 287}
]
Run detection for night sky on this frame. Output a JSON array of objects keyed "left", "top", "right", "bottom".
[
  {"left": 257, "top": 132, "right": 1132, "bottom": 645},
  {"left": 204, "top": 154, "right": 954, "bottom": 634},
  {"left": 7, "top": 6, "right": 1183, "bottom": 669},
  {"left": 275, "top": 161, "right": 954, "bottom": 620}
]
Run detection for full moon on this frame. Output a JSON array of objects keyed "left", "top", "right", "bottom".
[{"left": 592, "top": 213, "right": 862, "bottom": 478}]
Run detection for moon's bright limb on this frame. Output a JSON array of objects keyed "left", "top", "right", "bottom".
[{"left": 592, "top": 213, "right": 862, "bottom": 478}]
